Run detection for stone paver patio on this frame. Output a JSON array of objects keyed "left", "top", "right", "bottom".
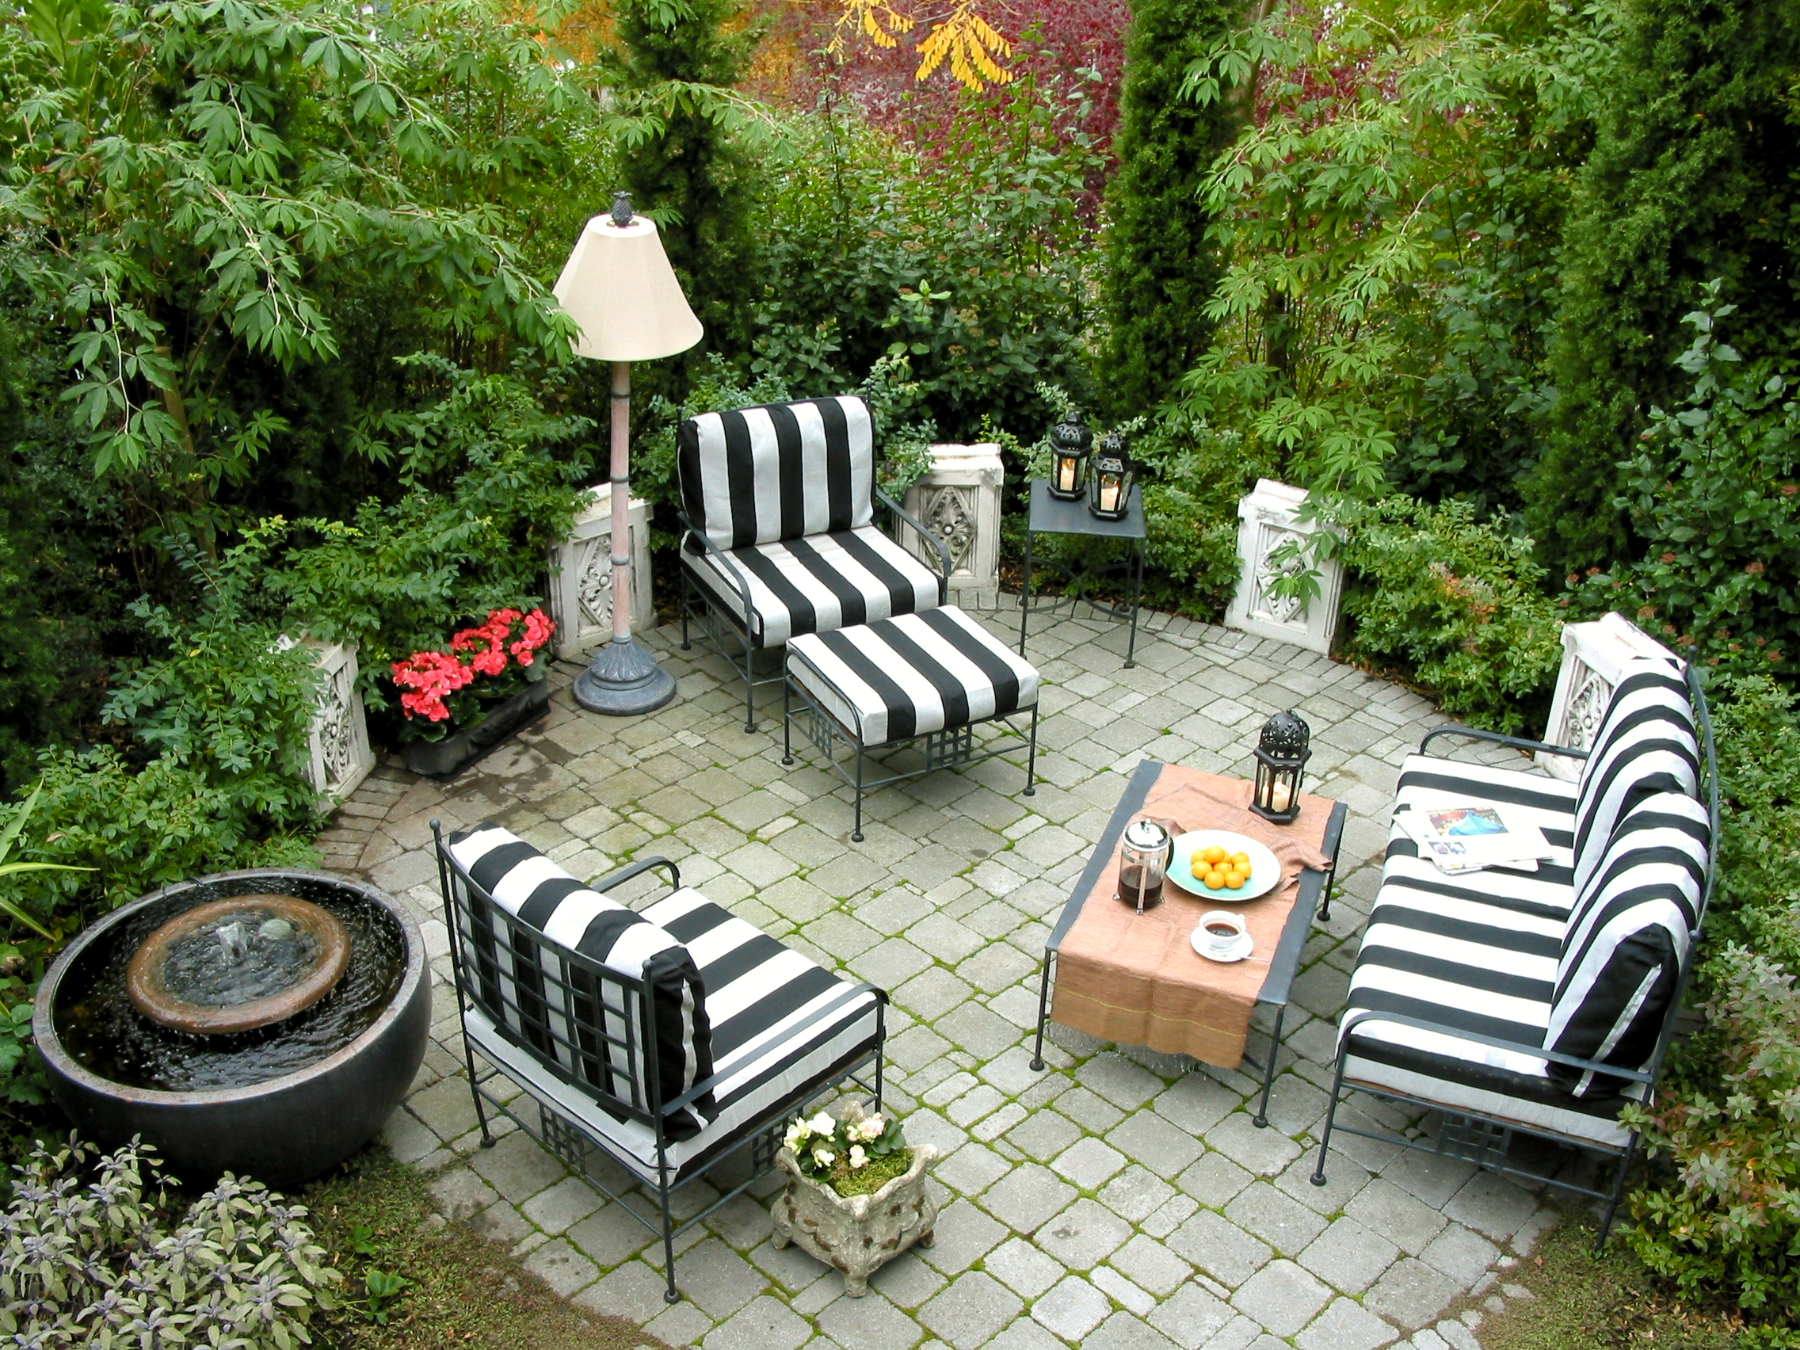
[{"left": 325, "top": 601, "right": 1581, "bottom": 1350}]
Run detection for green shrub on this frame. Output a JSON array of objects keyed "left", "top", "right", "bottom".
[
  {"left": 0, "top": 1136, "right": 341, "bottom": 1349},
  {"left": 1624, "top": 922, "right": 1800, "bottom": 1327},
  {"left": 1564, "top": 286, "right": 1799, "bottom": 681},
  {"left": 1340, "top": 497, "right": 1564, "bottom": 732},
  {"left": 1133, "top": 409, "right": 1266, "bottom": 620}
]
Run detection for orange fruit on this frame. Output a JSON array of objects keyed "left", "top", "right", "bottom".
[
  {"left": 1224, "top": 872, "right": 1246, "bottom": 890},
  {"left": 1202, "top": 845, "right": 1227, "bottom": 866},
  {"left": 1230, "top": 851, "right": 1250, "bottom": 866},
  {"left": 1203, "top": 870, "right": 1226, "bottom": 889}
]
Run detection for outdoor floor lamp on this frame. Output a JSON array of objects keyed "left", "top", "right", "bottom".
[{"left": 553, "top": 193, "right": 702, "bottom": 715}]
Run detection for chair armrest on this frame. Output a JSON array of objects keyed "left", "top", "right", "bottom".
[
  {"left": 677, "top": 512, "right": 757, "bottom": 618},
  {"left": 658, "top": 981, "right": 890, "bottom": 1116},
  {"left": 1418, "top": 725, "right": 1590, "bottom": 761},
  {"left": 589, "top": 855, "right": 682, "bottom": 901},
  {"left": 875, "top": 486, "right": 952, "bottom": 598},
  {"left": 1338, "top": 1008, "right": 1654, "bottom": 1086}
]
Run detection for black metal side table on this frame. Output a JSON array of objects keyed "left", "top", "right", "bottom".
[{"left": 1018, "top": 478, "right": 1147, "bottom": 667}]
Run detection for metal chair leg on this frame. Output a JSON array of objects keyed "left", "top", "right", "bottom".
[
  {"left": 782, "top": 676, "right": 794, "bottom": 766},
  {"left": 658, "top": 1177, "right": 680, "bottom": 1303},
  {"left": 1595, "top": 1134, "right": 1639, "bottom": 1250},
  {"left": 1029, "top": 954, "right": 1054, "bottom": 1070},
  {"left": 1024, "top": 704, "right": 1038, "bottom": 796},
  {"left": 852, "top": 742, "right": 865, "bottom": 843},
  {"left": 1311, "top": 1048, "right": 1352, "bottom": 1185}
]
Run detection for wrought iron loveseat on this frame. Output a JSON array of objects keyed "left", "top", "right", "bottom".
[
  {"left": 1312, "top": 656, "right": 1717, "bottom": 1240},
  {"left": 676, "top": 394, "right": 951, "bottom": 729},
  {"left": 432, "top": 822, "right": 888, "bottom": 1302}
]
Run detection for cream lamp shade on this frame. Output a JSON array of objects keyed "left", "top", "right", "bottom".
[{"left": 552, "top": 213, "right": 703, "bottom": 361}]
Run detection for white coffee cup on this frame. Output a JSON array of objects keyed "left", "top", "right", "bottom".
[{"left": 1198, "top": 910, "right": 1247, "bottom": 958}]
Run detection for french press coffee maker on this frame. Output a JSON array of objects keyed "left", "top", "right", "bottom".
[{"left": 1116, "top": 819, "right": 1173, "bottom": 914}]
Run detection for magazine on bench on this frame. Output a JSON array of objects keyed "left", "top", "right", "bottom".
[{"left": 1395, "top": 804, "right": 1553, "bottom": 875}]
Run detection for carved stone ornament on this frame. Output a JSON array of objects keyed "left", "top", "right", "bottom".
[
  {"left": 923, "top": 486, "right": 976, "bottom": 575},
  {"left": 1563, "top": 661, "right": 1610, "bottom": 752},
  {"left": 575, "top": 541, "right": 613, "bottom": 630},
  {"left": 318, "top": 663, "right": 360, "bottom": 787},
  {"left": 1536, "top": 612, "right": 1677, "bottom": 781},
  {"left": 771, "top": 1122, "right": 939, "bottom": 1297},
  {"left": 1250, "top": 525, "right": 1308, "bottom": 625}
]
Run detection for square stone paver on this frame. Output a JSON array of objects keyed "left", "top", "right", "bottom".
[
  {"left": 1231, "top": 1259, "right": 1333, "bottom": 1338},
  {"left": 920, "top": 1271, "right": 1024, "bottom": 1349}
]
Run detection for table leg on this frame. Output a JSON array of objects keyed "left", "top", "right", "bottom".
[
  {"left": 1125, "top": 537, "right": 1143, "bottom": 668},
  {"left": 1252, "top": 1004, "right": 1288, "bottom": 1128},
  {"left": 1029, "top": 952, "right": 1054, "bottom": 1070},
  {"left": 1019, "top": 526, "right": 1034, "bottom": 656}
]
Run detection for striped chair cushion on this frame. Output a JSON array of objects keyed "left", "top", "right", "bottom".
[
  {"left": 678, "top": 396, "right": 875, "bottom": 552},
  {"left": 683, "top": 526, "right": 942, "bottom": 648},
  {"left": 1547, "top": 791, "right": 1708, "bottom": 1097},
  {"left": 786, "top": 606, "right": 1040, "bottom": 747},
  {"left": 462, "top": 888, "right": 883, "bottom": 1183},
  {"left": 1339, "top": 756, "right": 1643, "bottom": 1147},
  {"left": 1571, "top": 659, "right": 1698, "bottom": 897},
  {"left": 446, "top": 825, "right": 714, "bottom": 1138}
]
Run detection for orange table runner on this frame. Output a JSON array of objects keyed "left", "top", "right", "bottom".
[{"left": 1050, "top": 765, "right": 1334, "bottom": 1067}]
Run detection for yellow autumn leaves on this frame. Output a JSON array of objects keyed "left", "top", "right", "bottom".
[{"left": 832, "top": 0, "right": 1012, "bottom": 88}]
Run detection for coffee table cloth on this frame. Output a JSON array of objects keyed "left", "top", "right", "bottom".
[{"left": 1050, "top": 764, "right": 1333, "bottom": 1067}]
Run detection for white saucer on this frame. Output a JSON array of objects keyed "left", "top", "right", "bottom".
[{"left": 1191, "top": 925, "right": 1254, "bottom": 963}]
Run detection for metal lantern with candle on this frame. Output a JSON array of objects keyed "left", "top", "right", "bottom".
[
  {"left": 1087, "top": 433, "right": 1134, "bottom": 521},
  {"left": 1047, "top": 420, "right": 1092, "bottom": 501},
  {"left": 1115, "top": 819, "right": 1172, "bottom": 914},
  {"left": 1250, "top": 710, "right": 1311, "bottom": 824}
]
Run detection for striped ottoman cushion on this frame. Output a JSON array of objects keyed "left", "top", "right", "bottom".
[
  {"left": 1547, "top": 790, "right": 1709, "bottom": 1097},
  {"left": 447, "top": 825, "right": 715, "bottom": 1138},
  {"left": 786, "top": 606, "right": 1040, "bottom": 747}
]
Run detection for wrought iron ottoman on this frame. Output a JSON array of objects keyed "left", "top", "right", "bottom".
[{"left": 782, "top": 606, "right": 1039, "bottom": 841}]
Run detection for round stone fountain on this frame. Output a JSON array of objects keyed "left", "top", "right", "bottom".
[{"left": 35, "top": 870, "right": 430, "bottom": 1187}]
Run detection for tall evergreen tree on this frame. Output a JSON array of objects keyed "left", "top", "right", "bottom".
[
  {"left": 1524, "top": 0, "right": 1800, "bottom": 571},
  {"left": 1100, "top": 0, "right": 1243, "bottom": 417},
  {"left": 612, "top": 0, "right": 763, "bottom": 358}
]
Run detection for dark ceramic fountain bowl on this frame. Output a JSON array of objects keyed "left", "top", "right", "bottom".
[{"left": 34, "top": 869, "right": 431, "bottom": 1188}]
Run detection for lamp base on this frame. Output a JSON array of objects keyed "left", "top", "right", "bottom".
[{"left": 573, "top": 636, "right": 677, "bottom": 716}]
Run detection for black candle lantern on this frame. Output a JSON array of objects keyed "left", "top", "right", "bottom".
[
  {"left": 1047, "top": 420, "right": 1091, "bottom": 500},
  {"left": 1087, "top": 433, "right": 1133, "bottom": 521},
  {"left": 1250, "top": 710, "right": 1311, "bottom": 824}
]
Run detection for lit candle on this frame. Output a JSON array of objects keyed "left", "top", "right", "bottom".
[
  {"left": 1057, "top": 458, "right": 1074, "bottom": 493},
  {"left": 1270, "top": 781, "right": 1292, "bottom": 813},
  {"left": 1099, "top": 480, "right": 1119, "bottom": 513}
]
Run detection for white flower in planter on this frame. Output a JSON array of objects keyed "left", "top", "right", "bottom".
[
  {"left": 856, "top": 1116, "right": 885, "bottom": 1142},
  {"left": 848, "top": 1145, "right": 867, "bottom": 1170},
  {"left": 808, "top": 1111, "right": 836, "bottom": 1136},
  {"left": 811, "top": 1147, "right": 835, "bottom": 1169},
  {"left": 783, "top": 1121, "right": 810, "bottom": 1152}
]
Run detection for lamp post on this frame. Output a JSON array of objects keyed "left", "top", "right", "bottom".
[{"left": 553, "top": 193, "right": 702, "bottom": 715}]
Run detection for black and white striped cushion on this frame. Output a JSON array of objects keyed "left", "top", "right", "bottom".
[
  {"left": 1546, "top": 791, "right": 1708, "bottom": 1097},
  {"left": 684, "top": 526, "right": 941, "bottom": 648},
  {"left": 1570, "top": 659, "right": 1698, "bottom": 896},
  {"left": 678, "top": 396, "right": 875, "bottom": 552},
  {"left": 1339, "top": 757, "right": 1641, "bottom": 1147},
  {"left": 462, "top": 887, "right": 883, "bottom": 1183},
  {"left": 786, "top": 606, "right": 1040, "bottom": 746},
  {"left": 446, "top": 826, "right": 714, "bottom": 1138}
]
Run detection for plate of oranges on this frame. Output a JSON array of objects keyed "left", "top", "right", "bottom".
[{"left": 1168, "top": 831, "right": 1281, "bottom": 901}]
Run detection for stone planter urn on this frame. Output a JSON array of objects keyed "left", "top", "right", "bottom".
[{"left": 771, "top": 1140, "right": 939, "bottom": 1296}]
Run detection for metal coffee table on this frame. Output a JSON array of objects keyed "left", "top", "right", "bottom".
[{"left": 1030, "top": 758, "right": 1347, "bottom": 1128}]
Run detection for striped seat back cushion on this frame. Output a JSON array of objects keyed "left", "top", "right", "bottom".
[
  {"left": 1570, "top": 658, "right": 1699, "bottom": 897},
  {"left": 446, "top": 825, "right": 714, "bottom": 1138},
  {"left": 678, "top": 396, "right": 876, "bottom": 551},
  {"left": 1546, "top": 791, "right": 1709, "bottom": 1098}
]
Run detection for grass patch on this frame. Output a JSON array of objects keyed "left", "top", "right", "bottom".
[
  {"left": 300, "top": 1148, "right": 668, "bottom": 1350},
  {"left": 1476, "top": 1208, "right": 1769, "bottom": 1350}
]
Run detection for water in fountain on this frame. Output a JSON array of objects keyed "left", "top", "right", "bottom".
[{"left": 54, "top": 877, "right": 407, "bottom": 1092}]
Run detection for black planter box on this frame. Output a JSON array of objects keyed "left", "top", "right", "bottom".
[{"left": 402, "top": 676, "right": 551, "bottom": 778}]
